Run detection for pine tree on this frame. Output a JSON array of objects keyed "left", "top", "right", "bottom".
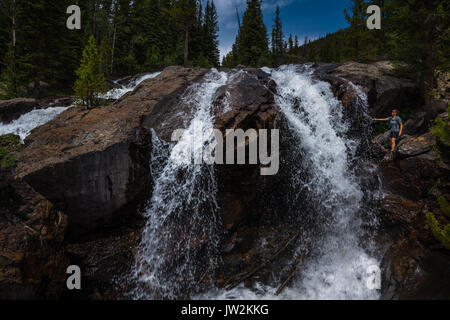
[
  {"left": 0, "top": 0, "right": 17, "bottom": 97},
  {"left": 271, "top": 5, "right": 284, "bottom": 66},
  {"left": 100, "top": 36, "right": 113, "bottom": 78},
  {"left": 74, "top": 35, "right": 107, "bottom": 108},
  {"left": 294, "top": 35, "right": 299, "bottom": 56},
  {"left": 288, "top": 34, "right": 293, "bottom": 53},
  {"left": 203, "top": 0, "right": 220, "bottom": 66},
  {"left": 344, "top": 0, "right": 366, "bottom": 61},
  {"left": 237, "top": 0, "right": 269, "bottom": 67}
]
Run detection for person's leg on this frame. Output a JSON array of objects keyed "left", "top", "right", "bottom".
[{"left": 391, "top": 137, "right": 396, "bottom": 151}]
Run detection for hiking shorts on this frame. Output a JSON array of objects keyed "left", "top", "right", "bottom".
[{"left": 390, "top": 131, "right": 400, "bottom": 139}]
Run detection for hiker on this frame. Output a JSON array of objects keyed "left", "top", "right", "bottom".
[{"left": 373, "top": 109, "right": 403, "bottom": 152}]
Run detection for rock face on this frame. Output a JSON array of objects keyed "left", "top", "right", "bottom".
[
  {"left": 377, "top": 129, "right": 450, "bottom": 299},
  {"left": 211, "top": 69, "right": 279, "bottom": 255},
  {"left": 0, "top": 159, "right": 69, "bottom": 299},
  {"left": 15, "top": 66, "right": 207, "bottom": 237},
  {"left": 378, "top": 132, "right": 448, "bottom": 201},
  {"left": 314, "top": 61, "right": 424, "bottom": 119}
]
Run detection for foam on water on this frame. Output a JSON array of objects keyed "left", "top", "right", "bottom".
[
  {"left": 100, "top": 72, "right": 161, "bottom": 100},
  {"left": 131, "top": 69, "right": 228, "bottom": 299},
  {"left": 132, "top": 65, "right": 380, "bottom": 300},
  {"left": 0, "top": 106, "right": 69, "bottom": 141},
  {"left": 197, "top": 65, "right": 380, "bottom": 300}
]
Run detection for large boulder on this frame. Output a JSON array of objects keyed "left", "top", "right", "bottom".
[
  {"left": 378, "top": 132, "right": 449, "bottom": 201},
  {"left": 212, "top": 68, "right": 279, "bottom": 236},
  {"left": 15, "top": 66, "right": 207, "bottom": 236},
  {"left": 314, "top": 61, "right": 423, "bottom": 117}
]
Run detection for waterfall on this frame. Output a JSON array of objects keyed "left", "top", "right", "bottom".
[
  {"left": 132, "top": 69, "right": 228, "bottom": 299},
  {"left": 269, "top": 65, "right": 380, "bottom": 300},
  {"left": 133, "top": 65, "right": 381, "bottom": 300},
  {"left": 198, "top": 65, "right": 381, "bottom": 300},
  {"left": 0, "top": 106, "right": 69, "bottom": 141}
]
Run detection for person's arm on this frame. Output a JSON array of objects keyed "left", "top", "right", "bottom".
[
  {"left": 399, "top": 121, "right": 403, "bottom": 136},
  {"left": 372, "top": 118, "right": 389, "bottom": 121}
]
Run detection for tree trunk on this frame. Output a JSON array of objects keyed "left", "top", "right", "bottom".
[
  {"left": 184, "top": 24, "right": 189, "bottom": 67},
  {"left": 11, "top": 0, "right": 17, "bottom": 96},
  {"left": 111, "top": 23, "right": 117, "bottom": 76},
  {"left": 423, "top": 7, "right": 437, "bottom": 115}
]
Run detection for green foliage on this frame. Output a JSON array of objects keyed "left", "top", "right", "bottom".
[
  {"left": 438, "top": 196, "right": 450, "bottom": 217},
  {"left": 236, "top": 0, "right": 270, "bottom": 67},
  {"left": 74, "top": 35, "right": 107, "bottom": 108},
  {"left": 426, "top": 211, "right": 450, "bottom": 249},
  {"left": 271, "top": 5, "right": 284, "bottom": 65},
  {"left": 375, "top": 122, "right": 390, "bottom": 135},
  {"left": 0, "top": 45, "right": 19, "bottom": 98},
  {"left": 426, "top": 191, "right": 450, "bottom": 249},
  {"left": 203, "top": 0, "right": 220, "bottom": 67},
  {"left": 0, "top": 134, "right": 23, "bottom": 168},
  {"left": 428, "top": 178, "right": 441, "bottom": 195},
  {"left": 100, "top": 36, "right": 113, "bottom": 78},
  {"left": 430, "top": 105, "right": 450, "bottom": 146},
  {"left": 0, "top": 0, "right": 221, "bottom": 96}
]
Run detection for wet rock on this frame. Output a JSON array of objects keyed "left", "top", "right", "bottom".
[
  {"left": 396, "top": 132, "right": 434, "bottom": 158},
  {"left": 314, "top": 61, "right": 423, "bottom": 116},
  {"left": 379, "top": 149, "right": 447, "bottom": 201},
  {"left": 379, "top": 192, "right": 424, "bottom": 229},
  {"left": 212, "top": 69, "right": 279, "bottom": 235},
  {"left": 379, "top": 131, "right": 449, "bottom": 201},
  {"left": 381, "top": 235, "right": 450, "bottom": 300},
  {"left": 0, "top": 164, "right": 69, "bottom": 299},
  {"left": 64, "top": 220, "right": 143, "bottom": 300}
]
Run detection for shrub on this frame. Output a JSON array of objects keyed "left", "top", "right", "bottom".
[
  {"left": 0, "top": 134, "right": 24, "bottom": 168},
  {"left": 74, "top": 35, "right": 107, "bottom": 108},
  {"left": 426, "top": 196, "right": 450, "bottom": 250},
  {"left": 430, "top": 105, "right": 450, "bottom": 146}
]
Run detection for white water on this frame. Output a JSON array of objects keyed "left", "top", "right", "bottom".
[
  {"left": 133, "top": 65, "right": 380, "bottom": 300},
  {"left": 0, "top": 106, "right": 69, "bottom": 141},
  {"left": 132, "top": 69, "right": 228, "bottom": 299},
  {"left": 199, "top": 65, "right": 380, "bottom": 300},
  {"left": 100, "top": 72, "right": 161, "bottom": 100}
]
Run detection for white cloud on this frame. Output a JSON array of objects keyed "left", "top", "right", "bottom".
[{"left": 261, "top": 0, "right": 294, "bottom": 11}]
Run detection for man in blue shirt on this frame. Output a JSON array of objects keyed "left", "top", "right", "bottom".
[{"left": 373, "top": 109, "right": 403, "bottom": 152}]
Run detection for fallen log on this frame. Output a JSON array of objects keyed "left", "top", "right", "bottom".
[
  {"left": 226, "top": 232, "right": 300, "bottom": 290},
  {"left": 274, "top": 240, "right": 309, "bottom": 296}
]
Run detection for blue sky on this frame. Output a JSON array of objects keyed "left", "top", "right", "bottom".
[{"left": 213, "top": 0, "right": 352, "bottom": 59}]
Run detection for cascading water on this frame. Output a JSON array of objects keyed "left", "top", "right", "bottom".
[
  {"left": 131, "top": 69, "right": 228, "bottom": 299},
  {"left": 269, "top": 65, "right": 380, "bottom": 300},
  {"left": 200, "top": 65, "right": 381, "bottom": 300},
  {"left": 132, "top": 65, "right": 381, "bottom": 300},
  {"left": 100, "top": 72, "right": 161, "bottom": 100},
  {"left": 0, "top": 106, "right": 69, "bottom": 141}
]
